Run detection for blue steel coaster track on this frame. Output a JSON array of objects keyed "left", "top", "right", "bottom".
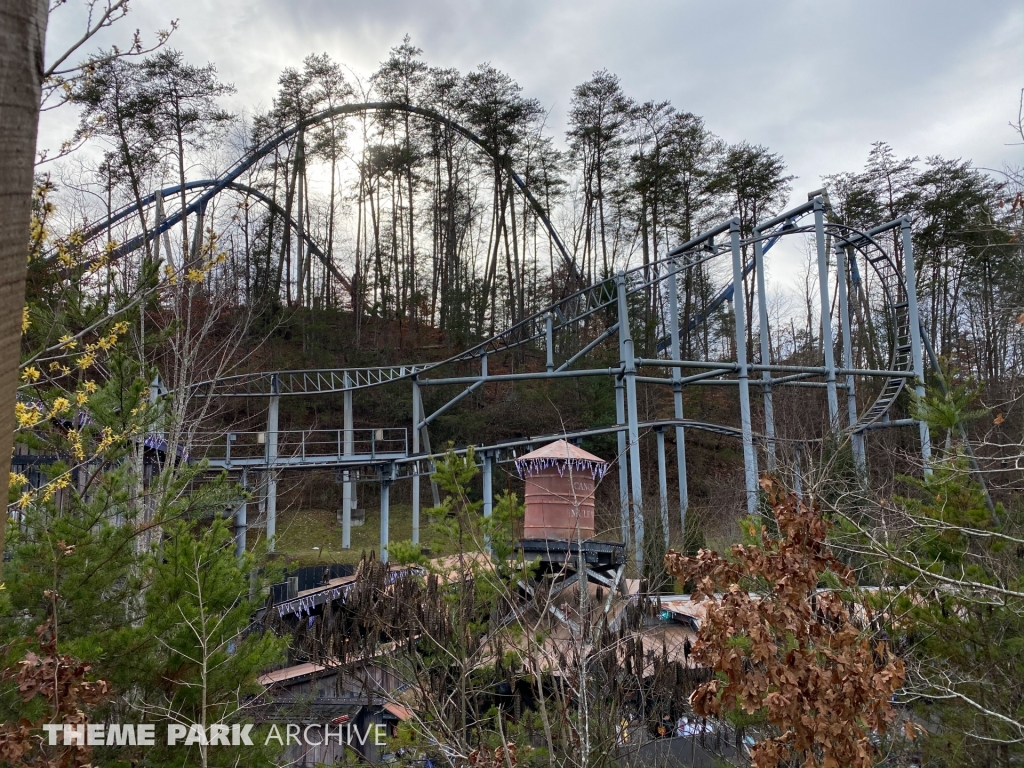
[
  {"left": 186, "top": 211, "right": 912, "bottom": 437},
  {"left": 69, "top": 98, "right": 916, "bottom": 442}
]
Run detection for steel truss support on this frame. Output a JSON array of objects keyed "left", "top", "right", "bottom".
[
  {"left": 616, "top": 273, "right": 644, "bottom": 568},
  {"left": 666, "top": 256, "right": 688, "bottom": 536},
  {"left": 730, "top": 222, "right": 759, "bottom": 514},
  {"left": 753, "top": 227, "right": 777, "bottom": 472},
  {"left": 380, "top": 463, "right": 394, "bottom": 563},
  {"left": 655, "top": 427, "right": 669, "bottom": 549},
  {"left": 902, "top": 219, "right": 932, "bottom": 472},
  {"left": 171, "top": 196, "right": 938, "bottom": 561},
  {"left": 411, "top": 377, "right": 421, "bottom": 545},
  {"left": 414, "top": 372, "right": 442, "bottom": 510},
  {"left": 614, "top": 378, "right": 629, "bottom": 550},
  {"left": 342, "top": 372, "right": 353, "bottom": 548},
  {"left": 836, "top": 244, "right": 866, "bottom": 475},
  {"left": 814, "top": 200, "right": 841, "bottom": 425},
  {"left": 545, "top": 313, "right": 554, "bottom": 372},
  {"left": 234, "top": 468, "right": 247, "bottom": 561},
  {"left": 482, "top": 450, "right": 493, "bottom": 554},
  {"left": 266, "top": 375, "right": 280, "bottom": 549}
]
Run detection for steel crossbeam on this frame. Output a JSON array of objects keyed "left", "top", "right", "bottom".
[
  {"left": 15, "top": 75, "right": 943, "bottom": 572},
  {"left": 122, "top": 195, "right": 933, "bottom": 567},
  {"left": 201, "top": 418, "right": 746, "bottom": 476}
]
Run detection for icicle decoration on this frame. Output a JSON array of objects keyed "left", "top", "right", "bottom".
[
  {"left": 514, "top": 456, "right": 608, "bottom": 481},
  {"left": 275, "top": 566, "right": 421, "bottom": 618}
]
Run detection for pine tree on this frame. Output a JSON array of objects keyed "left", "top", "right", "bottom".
[{"left": 137, "top": 515, "right": 286, "bottom": 768}]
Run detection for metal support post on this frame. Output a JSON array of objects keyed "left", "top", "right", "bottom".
[
  {"left": 836, "top": 244, "right": 866, "bottom": 475},
  {"left": 266, "top": 475, "right": 277, "bottom": 549},
  {"left": 380, "top": 463, "right": 393, "bottom": 564},
  {"left": 545, "top": 312, "right": 554, "bottom": 372},
  {"left": 257, "top": 472, "right": 267, "bottom": 535},
  {"left": 411, "top": 377, "right": 421, "bottom": 545},
  {"left": 342, "top": 371, "right": 353, "bottom": 549},
  {"left": 813, "top": 200, "right": 840, "bottom": 425},
  {"left": 234, "top": 469, "right": 247, "bottom": 561},
  {"left": 901, "top": 218, "right": 932, "bottom": 472},
  {"left": 655, "top": 427, "right": 669, "bottom": 549},
  {"left": 615, "top": 379, "right": 630, "bottom": 548},
  {"left": 730, "top": 222, "right": 759, "bottom": 514},
  {"left": 266, "top": 374, "right": 279, "bottom": 549},
  {"left": 616, "top": 272, "right": 644, "bottom": 568},
  {"left": 624, "top": 343, "right": 645, "bottom": 553},
  {"left": 421, "top": 420, "right": 441, "bottom": 508},
  {"left": 666, "top": 256, "right": 688, "bottom": 534},
  {"left": 753, "top": 229, "right": 777, "bottom": 472},
  {"left": 482, "top": 450, "right": 493, "bottom": 554}
]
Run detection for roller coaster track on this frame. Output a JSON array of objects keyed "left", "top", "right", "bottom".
[
  {"left": 23, "top": 183, "right": 930, "bottom": 556},
  {"left": 75, "top": 178, "right": 352, "bottom": 292},
  {"left": 203, "top": 418, "right": 747, "bottom": 473},
  {"left": 187, "top": 243, "right": 726, "bottom": 397},
  {"left": 187, "top": 210, "right": 914, "bottom": 438},
  {"left": 64, "top": 94, "right": 914, "bottom": 436},
  {"left": 57, "top": 101, "right": 576, "bottom": 280},
  {"left": 46, "top": 82, "right": 920, "bottom": 447},
  {"left": 834, "top": 224, "right": 912, "bottom": 431}
]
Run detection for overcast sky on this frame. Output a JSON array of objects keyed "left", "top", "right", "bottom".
[
  {"left": 39, "top": 0, "right": 1023, "bottom": 296},
  {"left": 42, "top": 0, "right": 1023, "bottom": 190}
]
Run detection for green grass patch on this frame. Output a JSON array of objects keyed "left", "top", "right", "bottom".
[{"left": 271, "top": 503, "right": 416, "bottom": 566}]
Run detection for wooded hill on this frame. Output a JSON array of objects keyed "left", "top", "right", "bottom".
[{"left": 4, "top": 27, "right": 1022, "bottom": 768}]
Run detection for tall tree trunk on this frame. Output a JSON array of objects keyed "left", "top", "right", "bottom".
[
  {"left": 275, "top": 143, "right": 297, "bottom": 303},
  {"left": 640, "top": 199, "right": 651, "bottom": 343},
  {"left": 430, "top": 138, "right": 441, "bottom": 327},
  {"left": 401, "top": 110, "right": 417, "bottom": 331},
  {"left": 175, "top": 101, "right": 189, "bottom": 267},
  {"left": 326, "top": 143, "right": 337, "bottom": 310},
  {"left": 295, "top": 132, "right": 306, "bottom": 307},
  {"left": 596, "top": 147, "right": 608, "bottom": 277},
  {"left": 0, "top": 0, "right": 48, "bottom": 574}
]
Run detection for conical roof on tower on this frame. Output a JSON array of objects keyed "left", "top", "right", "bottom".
[
  {"left": 515, "top": 439, "right": 608, "bottom": 479},
  {"left": 517, "top": 439, "right": 604, "bottom": 463}
]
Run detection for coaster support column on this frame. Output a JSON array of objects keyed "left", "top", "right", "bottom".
[
  {"left": 411, "top": 376, "right": 421, "bottom": 544},
  {"left": 814, "top": 199, "right": 840, "bottom": 425},
  {"left": 266, "top": 374, "right": 280, "bottom": 549},
  {"left": 380, "top": 462, "right": 394, "bottom": 564},
  {"left": 342, "top": 371, "right": 353, "bottom": 548},
  {"left": 234, "top": 468, "right": 248, "bottom": 561},
  {"left": 483, "top": 450, "right": 493, "bottom": 554},
  {"left": 730, "top": 222, "right": 759, "bottom": 514},
  {"left": 655, "top": 427, "right": 669, "bottom": 549},
  {"left": 545, "top": 312, "right": 555, "bottom": 373},
  {"left": 615, "top": 378, "right": 630, "bottom": 549},
  {"left": 902, "top": 217, "right": 932, "bottom": 472},
  {"left": 836, "top": 243, "right": 866, "bottom": 475},
  {"left": 617, "top": 272, "right": 644, "bottom": 568},
  {"left": 666, "top": 254, "right": 688, "bottom": 534},
  {"left": 753, "top": 227, "right": 777, "bottom": 472}
]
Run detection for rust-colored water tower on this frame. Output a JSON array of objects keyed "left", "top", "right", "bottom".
[{"left": 515, "top": 440, "right": 608, "bottom": 540}]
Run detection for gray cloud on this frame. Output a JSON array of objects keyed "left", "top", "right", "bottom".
[{"left": 40, "top": 0, "right": 1022, "bottom": 202}]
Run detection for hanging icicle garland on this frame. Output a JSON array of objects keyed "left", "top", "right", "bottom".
[
  {"left": 275, "top": 566, "right": 420, "bottom": 618},
  {"left": 514, "top": 456, "right": 608, "bottom": 480}
]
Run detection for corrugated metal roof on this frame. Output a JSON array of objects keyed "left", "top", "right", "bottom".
[
  {"left": 383, "top": 702, "right": 413, "bottom": 721},
  {"left": 660, "top": 597, "right": 708, "bottom": 628},
  {"left": 258, "top": 662, "right": 332, "bottom": 686}
]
